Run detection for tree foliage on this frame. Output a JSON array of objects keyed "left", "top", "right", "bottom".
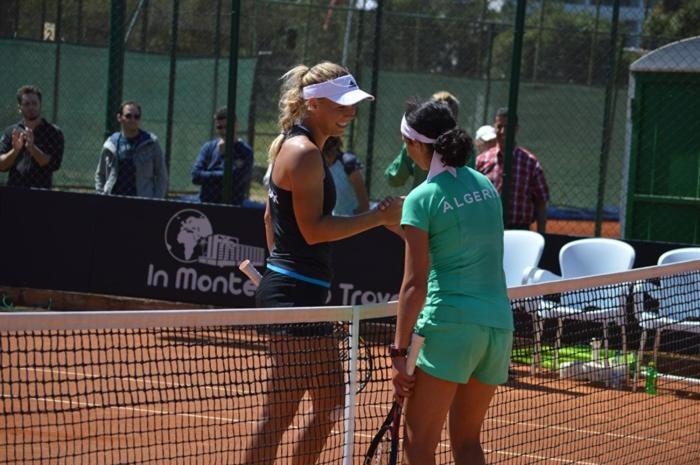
[
  {"left": 379, "top": 0, "right": 488, "bottom": 75},
  {"left": 643, "top": 0, "right": 700, "bottom": 48},
  {"left": 0, "top": 0, "right": 647, "bottom": 87},
  {"left": 491, "top": 4, "right": 618, "bottom": 85}
]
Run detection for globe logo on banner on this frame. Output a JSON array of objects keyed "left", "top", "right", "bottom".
[
  {"left": 164, "top": 209, "right": 212, "bottom": 263},
  {"left": 164, "top": 209, "right": 265, "bottom": 268}
]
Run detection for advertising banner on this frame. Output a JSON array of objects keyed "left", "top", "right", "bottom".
[{"left": 0, "top": 188, "right": 404, "bottom": 307}]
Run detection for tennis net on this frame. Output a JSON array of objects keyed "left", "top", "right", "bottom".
[{"left": 1, "top": 259, "right": 700, "bottom": 464}]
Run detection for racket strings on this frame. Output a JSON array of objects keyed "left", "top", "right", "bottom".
[
  {"left": 368, "top": 430, "right": 393, "bottom": 465},
  {"left": 337, "top": 322, "right": 375, "bottom": 393}
]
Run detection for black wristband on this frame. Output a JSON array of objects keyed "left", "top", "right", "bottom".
[{"left": 389, "top": 344, "right": 408, "bottom": 358}]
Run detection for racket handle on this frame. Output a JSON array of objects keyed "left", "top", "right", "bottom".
[
  {"left": 405, "top": 333, "right": 425, "bottom": 376},
  {"left": 239, "top": 259, "right": 263, "bottom": 287}
]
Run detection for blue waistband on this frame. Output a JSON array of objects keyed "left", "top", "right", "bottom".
[{"left": 266, "top": 263, "right": 332, "bottom": 289}]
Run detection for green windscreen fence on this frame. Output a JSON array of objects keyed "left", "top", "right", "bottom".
[
  {"left": 353, "top": 69, "right": 628, "bottom": 214},
  {"left": 0, "top": 39, "right": 256, "bottom": 193},
  {"left": 1, "top": 37, "right": 627, "bottom": 214}
]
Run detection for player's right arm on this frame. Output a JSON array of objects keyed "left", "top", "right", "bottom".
[
  {"left": 281, "top": 142, "right": 402, "bottom": 244},
  {"left": 394, "top": 225, "right": 429, "bottom": 349},
  {"left": 392, "top": 224, "right": 429, "bottom": 398}
]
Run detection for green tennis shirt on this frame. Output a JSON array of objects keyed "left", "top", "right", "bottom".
[{"left": 401, "top": 166, "right": 514, "bottom": 331}]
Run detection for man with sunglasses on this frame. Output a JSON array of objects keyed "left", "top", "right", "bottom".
[
  {"left": 191, "top": 106, "right": 253, "bottom": 205},
  {"left": 95, "top": 100, "right": 168, "bottom": 198},
  {"left": 0, "top": 85, "right": 64, "bottom": 189}
]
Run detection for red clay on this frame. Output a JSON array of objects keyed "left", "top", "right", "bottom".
[{"left": 1, "top": 330, "right": 698, "bottom": 464}]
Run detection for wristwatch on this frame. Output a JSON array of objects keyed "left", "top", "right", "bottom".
[{"left": 388, "top": 344, "right": 408, "bottom": 358}]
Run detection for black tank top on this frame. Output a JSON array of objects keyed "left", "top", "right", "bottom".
[{"left": 267, "top": 125, "right": 337, "bottom": 285}]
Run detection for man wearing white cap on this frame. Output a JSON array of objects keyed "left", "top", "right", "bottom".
[{"left": 474, "top": 124, "right": 497, "bottom": 156}]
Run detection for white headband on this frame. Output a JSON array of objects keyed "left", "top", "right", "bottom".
[
  {"left": 401, "top": 114, "right": 457, "bottom": 180},
  {"left": 400, "top": 114, "right": 436, "bottom": 144},
  {"left": 302, "top": 74, "right": 374, "bottom": 106}
]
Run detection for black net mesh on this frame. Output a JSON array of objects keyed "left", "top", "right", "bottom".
[{"left": 2, "top": 264, "right": 700, "bottom": 464}]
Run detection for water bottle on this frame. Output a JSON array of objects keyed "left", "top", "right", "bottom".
[{"left": 645, "top": 362, "right": 658, "bottom": 395}]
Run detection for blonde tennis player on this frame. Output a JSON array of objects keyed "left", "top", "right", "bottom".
[
  {"left": 391, "top": 99, "right": 513, "bottom": 465},
  {"left": 243, "top": 62, "right": 402, "bottom": 465}
]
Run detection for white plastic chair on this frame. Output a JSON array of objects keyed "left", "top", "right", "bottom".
[
  {"left": 658, "top": 247, "right": 700, "bottom": 266},
  {"left": 527, "top": 238, "right": 636, "bottom": 372},
  {"left": 632, "top": 248, "right": 700, "bottom": 388},
  {"left": 503, "top": 230, "right": 545, "bottom": 288},
  {"left": 528, "top": 238, "right": 636, "bottom": 282},
  {"left": 503, "top": 230, "right": 545, "bottom": 374}
]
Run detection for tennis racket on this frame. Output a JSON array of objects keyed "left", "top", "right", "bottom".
[
  {"left": 239, "top": 259, "right": 263, "bottom": 287},
  {"left": 336, "top": 322, "right": 375, "bottom": 394},
  {"left": 363, "top": 332, "right": 424, "bottom": 465}
]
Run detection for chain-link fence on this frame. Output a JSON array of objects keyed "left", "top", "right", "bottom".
[
  {"left": 1, "top": 0, "right": 257, "bottom": 204},
  {"left": 0, "top": 0, "right": 697, "bottom": 241}
]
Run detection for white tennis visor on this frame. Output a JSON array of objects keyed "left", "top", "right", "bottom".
[{"left": 302, "top": 74, "right": 374, "bottom": 105}]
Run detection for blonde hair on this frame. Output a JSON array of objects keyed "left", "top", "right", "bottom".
[
  {"left": 267, "top": 61, "right": 350, "bottom": 164},
  {"left": 431, "top": 91, "right": 460, "bottom": 120}
]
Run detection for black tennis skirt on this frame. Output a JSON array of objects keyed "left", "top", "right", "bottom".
[{"left": 255, "top": 269, "right": 335, "bottom": 337}]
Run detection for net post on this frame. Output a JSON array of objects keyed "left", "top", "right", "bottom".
[{"left": 342, "top": 304, "right": 361, "bottom": 465}]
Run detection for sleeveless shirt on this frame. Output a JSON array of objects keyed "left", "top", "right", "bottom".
[{"left": 266, "top": 125, "right": 337, "bottom": 286}]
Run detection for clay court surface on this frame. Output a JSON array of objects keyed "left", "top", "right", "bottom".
[
  {"left": 1, "top": 327, "right": 699, "bottom": 464},
  {"left": 537, "top": 220, "right": 621, "bottom": 239}
]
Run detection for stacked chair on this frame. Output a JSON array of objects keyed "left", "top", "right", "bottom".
[
  {"left": 502, "top": 230, "right": 545, "bottom": 372},
  {"left": 503, "top": 230, "right": 545, "bottom": 288},
  {"left": 632, "top": 248, "right": 700, "bottom": 387},
  {"left": 525, "top": 238, "right": 636, "bottom": 372}
]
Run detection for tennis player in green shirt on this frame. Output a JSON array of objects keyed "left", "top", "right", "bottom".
[{"left": 391, "top": 99, "right": 513, "bottom": 465}]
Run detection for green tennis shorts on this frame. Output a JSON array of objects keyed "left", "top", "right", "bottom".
[{"left": 415, "top": 320, "right": 513, "bottom": 385}]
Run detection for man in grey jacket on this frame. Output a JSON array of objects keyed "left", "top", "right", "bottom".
[{"left": 95, "top": 101, "right": 168, "bottom": 198}]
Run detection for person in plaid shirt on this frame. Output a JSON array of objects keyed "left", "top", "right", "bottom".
[{"left": 476, "top": 108, "right": 549, "bottom": 233}]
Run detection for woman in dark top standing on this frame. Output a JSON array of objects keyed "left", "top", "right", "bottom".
[{"left": 243, "top": 62, "right": 402, "bottom": 465}]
